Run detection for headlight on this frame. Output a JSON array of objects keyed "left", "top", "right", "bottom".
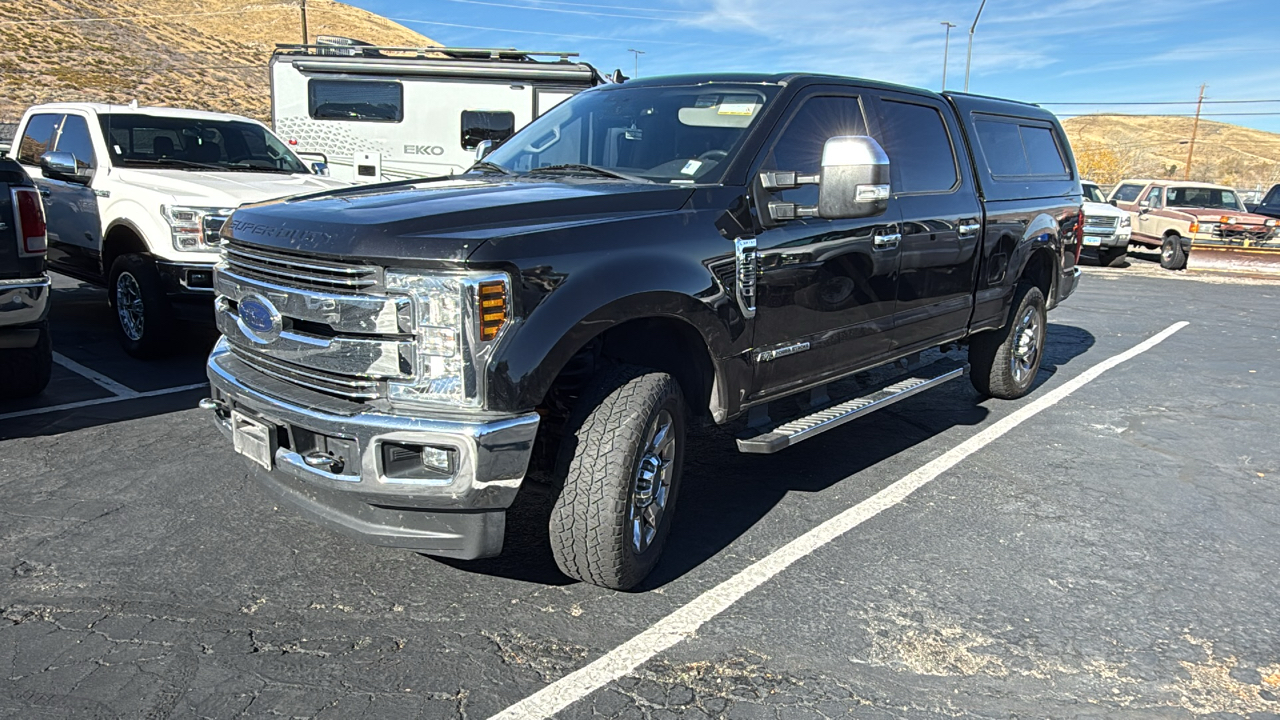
[
  {"left": 1119, "top": 215, "right": 1131, "bottom": 228},
  {"left": 385, "top": 269, "right": 510, "bottom": 408},
  {"left": 162, "top": 205, "right": 236, "bottom": 252}
]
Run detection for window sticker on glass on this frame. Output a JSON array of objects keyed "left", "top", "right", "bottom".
[
  {"left": 681, "top": 159, "right": 703, "bottom": 175},
  {"left": 718, "top": 103, "right": 757, "bottom": 116}
]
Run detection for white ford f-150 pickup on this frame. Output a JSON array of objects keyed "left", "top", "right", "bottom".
[{"left": 7, "top": 103, "right": 348, "bottom": 356}]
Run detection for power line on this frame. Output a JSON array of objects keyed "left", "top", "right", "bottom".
[
  {"left": 1043, "top": 99, "right": 1280, "bottom": 106},
  {"left": 436, "top": 0, "right": 679, "bottom": 21},
  {"left": 1058, "top": 112, "right": 1280, "bottom": 118},
  {"left": 0, "top": 3, "right": 296, "bottom": 25}
]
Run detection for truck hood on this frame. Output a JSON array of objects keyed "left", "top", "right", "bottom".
[
  {"left": 222, "top": 176, "right": 697, "bottom": 262},
  {"left": 111, "top": 168, "right": 348, "bottom": 207},
  {"left": 1173, "top": 207, "right": 1274, "bottom": 226},
  {"left": 1082, "top": 200, "right": 1126, "bottom": 218}
]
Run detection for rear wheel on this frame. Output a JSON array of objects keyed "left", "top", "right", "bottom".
[
  {"left": 969, "top": 283, "right": 1046, "bottom": 400},
  {"left": 0, "top": 320, "right": 52, "bottom": 399},
  {"left": 1098, "top": 246, "right": 1128, "bottom": 267},
  {"left": 109, "top": 254, "right": 174, "bottom": 359},
  {"left": 549, "top": 364, "right": 685, "bottom": 590},
  {"left": 1161, "top": 235, "right": 1187, "bottom": 270}
]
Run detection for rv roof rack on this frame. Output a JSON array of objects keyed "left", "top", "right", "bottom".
[{"left": 274, "top": 43, "right": 581, "bottom": 63}]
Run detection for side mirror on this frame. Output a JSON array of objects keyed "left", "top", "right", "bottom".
[
  {"left": 761, "top": 136, "right": 890, "bottom": 222},
  {"left": 1138, "top": 200, "right": 1150, "bottom": 213},
  {"left": 41, "top": 151, "right": 91, "bottom": 185},
  {"left": 310, "top": 161, "right": 329, "bottom": 176},
  {"left": 1108, "top": 199, "right": 1118, "bottom": 207},
  {"left": 475, "top": 139, "right": 496, "bottom": 161}
]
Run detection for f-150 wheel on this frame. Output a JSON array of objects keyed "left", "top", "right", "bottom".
[
  {"left": 109, "top": 254, "right": 174, "bottom": 359},
  {"left": 1161, "top": 235, "right": 1187, "bottom": 270},
  {"left": 0, "top": 320, "right": 52, "bottom": 399},
  {"left": 969, "top": 283, "right": 1046, "bottom": 400},
  {"left": 549, "top": 364, "right": 685, "bottom": 590}
]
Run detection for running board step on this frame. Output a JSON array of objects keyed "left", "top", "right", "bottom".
[{"left": 735, "top": 358, "right": 968, "bottom": 454}]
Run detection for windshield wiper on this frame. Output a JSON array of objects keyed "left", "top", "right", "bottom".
[
  {"left": 535, "top": 164, "right": 649, "bottom": 183},
  {"left": 468, "top": 160, "right": 515, "bottom": 176}
]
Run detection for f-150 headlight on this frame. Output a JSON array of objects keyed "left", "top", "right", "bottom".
[
  {"left": 385, "top": 269, "right": 510, "bottom": 408},
  {"left": 1119, "top": 215, "right": 1131, "bottom": 228},
  {"left": 162, "top": 205, "right": 235, "bottom": 252}
]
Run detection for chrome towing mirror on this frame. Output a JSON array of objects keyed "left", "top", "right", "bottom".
[{"left": 761, "top": 135, "right": 891, "bottom": 221}]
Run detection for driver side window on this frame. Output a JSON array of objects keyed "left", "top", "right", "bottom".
[
  {"left": 765, "top": 96, "right": 868, "bottom": 207},
  {"left": 1145, "top": 187, "right": 1163, "bottom": 209}
]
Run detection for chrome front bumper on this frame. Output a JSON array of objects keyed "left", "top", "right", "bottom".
[
  {"left": 206, "top": 338, "right": 539, "bottom": 559},
  {"left": 0, "top": 274, "right": 51, "bottom": 328}
]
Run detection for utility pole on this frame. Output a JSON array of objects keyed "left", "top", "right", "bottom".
[
  {"left": 626, "top": 48, "right": 645, "bottom": 78},
  {"left": 1184, "top": 83, "right": 1207, "bottom": 180},
  {"left": 941, "top": 22, "right": 956, "bottom": 91},
  {"left": 963, "top": 0, "right": 987, "bottom": 93},
  {"left": 300, "top": 0, "right": 309, "bottom": 45}
]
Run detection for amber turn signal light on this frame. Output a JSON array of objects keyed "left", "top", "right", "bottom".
[{"left": 478, "top": 281, "right": 508, "bottom": 341}]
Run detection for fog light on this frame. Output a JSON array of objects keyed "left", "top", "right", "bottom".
[
  {"left": 381, "top": 442, "right": 455, "bottom": 483},
  {"left": 422, "top": 446, "right": 453, "bottom": 474}
]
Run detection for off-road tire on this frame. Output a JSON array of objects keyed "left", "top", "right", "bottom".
[
  {"left": 969, "top": 283, "right": 1047, "bottom": 400},
  {"left": 1160, "top": 235, "right": 1187, "bottom": 270},
  {"left": 109, "top": 254, "right": 174, "bottom": 359},
  {"left": 549, "top": 364, "right": 685, "bottom": 591},
  {"left": 0, "top": 320, "right": 52, "bottom": 399},
  {"left": 1098, "top": 246, "right": 1128, "bottom": 268}
]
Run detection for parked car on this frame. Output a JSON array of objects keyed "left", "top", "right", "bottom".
[
  {"left": 0, "top": 156, "right": 52, "bottom": 399},
  {"left": 203, "top": 73, "right": 1082, "bottom": 590},
  {"left": 1251, "top": 184, "right": 1280, "bottom": 220},
  {"left": 7, "top": 103, "right": 348, "bottom": 357},
  {"left": 1108, "top": 179, "right": 1277, "bottom": 270},
  {"left": 1081, "top": 180, "right": 1131, "bottom": 266}
]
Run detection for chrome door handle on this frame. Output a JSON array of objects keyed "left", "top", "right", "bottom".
[
  {"left": 958, "top": 222, "right": 981, "bottom": 237},
  {"left": 873, "top": 233, "right": 901, "bottom": 250}
]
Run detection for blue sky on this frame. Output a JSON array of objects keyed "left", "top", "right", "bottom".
[{"left": 345, "top": 0, "right": 1280, "bottom": 133}]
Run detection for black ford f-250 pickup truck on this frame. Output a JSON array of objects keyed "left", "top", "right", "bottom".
[
  {"left": 0, "top": 156, "right": 52, "bottom": 399},
  {"left": 204, "top": 73, "right": 1081, "bottom": 589}
]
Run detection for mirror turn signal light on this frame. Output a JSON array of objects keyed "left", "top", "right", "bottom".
[{"left": 478, "top": 280, "right": 508, "bottom": 341}]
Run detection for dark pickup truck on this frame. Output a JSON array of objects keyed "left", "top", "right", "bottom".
[
  {"left": 0, "top": 156, "right": 52, "bottom": 399},
  {"left": 204, "top": 73, "right": 1082, "bottom": 589}
]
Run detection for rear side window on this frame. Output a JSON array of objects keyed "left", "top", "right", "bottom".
[
  {"left": 879, "top": 99, "right": 958, "bottom": 194},
  {"left": 461, "top": 110, "right": 515, "bottom": 150},
  {"left": 54, "top": 115, "right": 96, "bottom": 169},
  {"left": 308, "top": 80, "right": 403, "bottom": 122},
  {"left": 974, "top": 116, "right": 1070, "bottom": 179},
  {"left": 17, "top": 113, "right": 61, "bottom": 166},
  {"left": 1111, "top": 183, "right": 1145, "bottom": 203}
]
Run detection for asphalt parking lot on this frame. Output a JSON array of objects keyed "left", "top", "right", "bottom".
[{"left": 2, "top": 257, "right": 1279, "bottom": 720}]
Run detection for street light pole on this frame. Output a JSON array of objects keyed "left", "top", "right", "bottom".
[
  {"left": 941, "top": 22, "right": 956, "bottom": 91},
  {"left": 963, "top": 0, "right": 987, "bottom": 93},
  {"left": 626, "top": 48, "right": 645, "bottom": 78}
]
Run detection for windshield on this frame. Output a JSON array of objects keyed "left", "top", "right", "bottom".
[
  {"left": 1082, "top": 183, "right": 1105, "bottom": 203},
  {"left": 99, "top": 114, "right": 308, "bottom": 174},
  {"left": 482, "top": 84, "right": 779, "bottom": 184},
  {"left": 1166, "top": 186, "right": 1243, "bottom": 211}
]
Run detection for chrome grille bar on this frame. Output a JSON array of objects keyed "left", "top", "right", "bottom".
[
  {"left": 223, "top": 242, "right": 381, "bottom": 291},
  {"left": 1084, "top": 215, "right": 1119, "bottom": 230},
  {"left": 229, "top": 344, "right": 381, "bottom": 400}
]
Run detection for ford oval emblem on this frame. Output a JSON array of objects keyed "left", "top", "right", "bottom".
[{"left": 238, "top": 294, "right": 281, "bottom": 342}]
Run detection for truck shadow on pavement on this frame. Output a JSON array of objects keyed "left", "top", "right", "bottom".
[{"left": 443, "top": 323, "right": 1096, "bottom": 590}]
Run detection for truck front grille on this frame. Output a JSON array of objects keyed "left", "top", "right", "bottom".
[
  {"left": 223, "top": 241, "right": 382, "bottom": 292},
  {"left": 1084, "top": 215, "right": 1119, "bottom": 231},
  {"left": 228, "top": 343, "right": 381, "bottom": 400}
]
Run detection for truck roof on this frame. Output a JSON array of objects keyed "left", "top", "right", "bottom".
[
  {"left": 1140, "top": 178, "right": 1238, "bottom": 192},
  {"left": 20, "top": 102, "right": 265, "bottom": 125}
]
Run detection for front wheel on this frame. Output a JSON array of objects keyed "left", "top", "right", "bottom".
[
  {"left": 1160, "top": 235, "right": 1187, "bottom": 270},
  {"left": 549, "top": 364, "right": 685, "bottom": 590},
  {"left": 969, "top": 283, "right": 1047, "bottom": 400},
  {"left": 109, "top": 254, "right": 175, "bottom": 359}
]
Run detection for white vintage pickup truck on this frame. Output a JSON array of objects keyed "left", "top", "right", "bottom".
[{"left": 7, "top": 103, "right": 347, "bottom": 357}]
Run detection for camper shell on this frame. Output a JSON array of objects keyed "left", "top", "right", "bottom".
[{"left": 270, "top": 41, "right": 609, "bottom": 183}]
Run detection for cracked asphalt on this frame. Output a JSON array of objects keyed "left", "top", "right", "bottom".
[{"left": 2, "top": 260, "right": 1279, "bottom": 719}]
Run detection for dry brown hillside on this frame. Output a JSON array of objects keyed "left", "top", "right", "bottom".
[
  {"left": 0, "top": 0, "right": 437, "bottom": 122},
  {"left": 1064, "top": 115, "right": 1280, "bottom": 191}
]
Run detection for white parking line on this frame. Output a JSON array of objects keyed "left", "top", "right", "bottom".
[
  {"left": 52, "top": 352, "right": 139, "bottom": 398},
  {"left": 0, "top": 383, "right": 208, "bottom": 421},
  {"left": 488, "top": 321, "right": 1190, "bottom": 720}
]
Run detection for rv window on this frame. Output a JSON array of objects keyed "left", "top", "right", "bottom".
[
  {"left": 308, "top": 80, "right": 403, "bottom": 122},
  {"left": 461, "top": 111, "right": 516, "bottom": 150}
]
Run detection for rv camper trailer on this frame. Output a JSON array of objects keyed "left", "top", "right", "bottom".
[{"left": 270, "top": 39, "right": 609, "bottom": 183}]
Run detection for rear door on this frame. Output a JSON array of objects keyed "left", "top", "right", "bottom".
[
  {"left": 872, "top": 91, "right": 983, "bottom": 351},
  {"left": 748, "top": 88, "right": 903, "bottom": 401}
]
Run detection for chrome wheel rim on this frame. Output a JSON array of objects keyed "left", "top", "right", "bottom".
[
  {"left": 1009, "top": 305, "right": 1042, "bottom": 385},
  {"left": 116, "top": 272, "right": 145, "bottom": 342},
  {"left": 1162, "top": 242, "right": 1174, "bottom": 262},
  {"left": 629, "top": 408, "right": 676, "bottom": 554}
]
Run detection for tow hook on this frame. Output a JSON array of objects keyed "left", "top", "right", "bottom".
[
  {"left": 303, "top": 452, "right": 344, "bottom": 474},
  {"left": 198, "top": 398, "right": 223, "bottom": 411}
]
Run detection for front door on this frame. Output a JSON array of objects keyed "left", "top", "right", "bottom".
[
  {"left": 1136, "top": 185, "right": 1164, "bottom": 241},
  {"left": 873, "top": 92, "right": 984, "bottom": 350},
  {"left": 748, "top": 90, "right": 903, "bottom": 402},
  {"left": 15, "top": 113, "right": 102, "bottom": 279}
]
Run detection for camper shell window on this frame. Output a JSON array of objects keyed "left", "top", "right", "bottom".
[
  {"left": 461, "top": 111, "right": 516, "bottom": 150},
  {"left": 308, "top": 79, "right": 403, "bottom": 122}
]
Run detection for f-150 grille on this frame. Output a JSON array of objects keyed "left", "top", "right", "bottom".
[
  {"left": 223, "top": 240, "right": 382, "bottom": 292},
  {"left": 228, "top": 343, "right": 381, "bottom": 400},
  {"left": 1084, "top": 215, "right": 1119, "bottom": 231}
]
